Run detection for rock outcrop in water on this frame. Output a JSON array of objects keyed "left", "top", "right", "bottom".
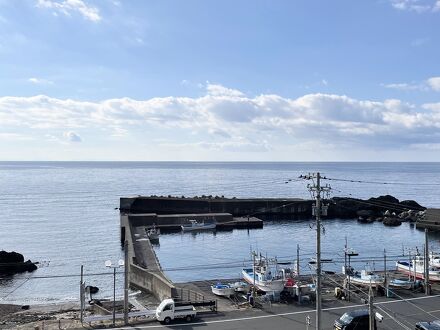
[
  {"left": 0, "top": 251, "right": 37, "bottom": 274},
  {"left": 329, "top": 195, "right": 425, "bottom": 227}
]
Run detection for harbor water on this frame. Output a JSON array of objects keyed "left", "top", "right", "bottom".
[{"left": 0, "top": 161, "right": 439, "bottom": 304}]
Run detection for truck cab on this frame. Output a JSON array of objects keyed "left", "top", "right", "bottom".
[{"left": 155, "top": 298, "right": 196, "bottom": 324}]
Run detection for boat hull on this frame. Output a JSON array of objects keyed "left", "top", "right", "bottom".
[
  {"left": 211, "top": 285, "right": 235, "bottom": 297},
  {"left": 396, "top": 261, "right": 440, "bottom": 282},
  {"left": 388, "top": 279, "right": 413, "bottom": 290},
  {"left": 348, "top": 276, "right": 384, "bottom": 288},
  {"left": 181, "top": 223, "right": 216, "bottom": 231}
]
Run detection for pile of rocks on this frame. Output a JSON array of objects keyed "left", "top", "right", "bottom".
[{"left": 0, "top": 251, "right": 37, "bottom": 274}]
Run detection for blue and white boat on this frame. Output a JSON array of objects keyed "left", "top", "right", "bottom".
[
  {"left": 211, "top": 283, "right": 235, "bottom": 297},
  {"left": 388, "top": 278, "right": 414, "bottom": 290}
]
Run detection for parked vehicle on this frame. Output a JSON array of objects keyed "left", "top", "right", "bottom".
[
  {"left": 415, "top": 320, "right": 440, "bottom": 330},
  {"left": 155, "top": 299, "right": 196, "bottom": 324},
  {"left": 334, "top": 309, "right": 377, "bottom": 330}
]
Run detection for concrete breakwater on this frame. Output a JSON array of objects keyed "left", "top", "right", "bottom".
[{"left": 120, "top": 195, "right": 425, "bottom": 219}]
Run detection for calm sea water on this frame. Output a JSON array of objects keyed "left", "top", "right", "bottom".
[{"left": 0, "top": 162, "right": 439, "bottom": 304}]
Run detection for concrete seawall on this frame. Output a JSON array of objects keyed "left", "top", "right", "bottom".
[
  {"left": 121, "top": 214, "right": 176, "bottom": 301},
  {"left": 120, "top": 196, "right": 312, "bottom": 218}
]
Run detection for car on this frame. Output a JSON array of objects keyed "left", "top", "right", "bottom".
[
  {"left": 415, "top": 320, "right": 440, "bottom": 330},
  {"left": 334, "top": 309, "right": 377, "bottom": 330}
]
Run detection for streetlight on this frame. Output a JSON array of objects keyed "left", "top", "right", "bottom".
[{"left": 105, "top": 259, "right": 124, "bottom": 327}]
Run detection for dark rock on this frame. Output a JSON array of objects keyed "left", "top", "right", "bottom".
[
  {"left": 357, "top": 210, "right": 374, "bottom": 217},
  {"left": 0, "top": 251, "right": 24, "bottom": 264},
  {"left": 369, "top": 195, "right": 400, "bottom": 205},
  {"left": 383, "top": 217, "right": 401, "bottom": 227},
  {"left": 86, "top": 285, "right": 99, "bottom": 294},
  {"left": 400, "top": 200, "right": 425, "bottom": 211},
  {"left": 0, "top": 251, "right": 37, "bottom": 274}
]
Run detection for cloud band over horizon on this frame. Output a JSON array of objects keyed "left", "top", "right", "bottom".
[{"left": 1, "top": 83, "right": 440, "bottom": 160}]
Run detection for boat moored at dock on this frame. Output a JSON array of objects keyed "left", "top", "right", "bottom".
[{"left": 181, "top": 219, "right": 216, "bottom": 232}]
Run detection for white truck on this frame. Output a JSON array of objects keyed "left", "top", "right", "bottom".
[{"left": 155, "top": 298, "right": 197, "bottom": 324}]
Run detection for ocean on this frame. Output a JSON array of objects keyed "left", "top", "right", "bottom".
[{"left": 0, "top": 161, "right": 439, "bottom": 304}]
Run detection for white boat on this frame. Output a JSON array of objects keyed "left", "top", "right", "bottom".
[
  {"left": 211, "top": 283, "right": 235, "bottom": 297},
  {"left": 396, "top": 255, "right": 440, "bottom": 282},
  {"left": 242, "top": 252, "right": 287, "bottom": 292},
  {"left": 230, "top": 281, "right": 249, "bottom": 293},
  {"left": 388, "top": 278, "right": 414, "bottom": 290},
  {"left": 430, "top": 252, "right": 440, "bottom": 268},
  {"left": 181, "top": 219, "right": 216, "bottom": 232},
  {"left": 346, "top": 269, "right": 385, "bottom": 288}
]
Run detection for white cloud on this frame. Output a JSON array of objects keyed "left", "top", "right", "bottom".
[
  {"left": 0, "top": 133, "right": 33, "bottom": 141},
  {"left": 427, "top": 77, "right": 440, "bottom": 91},
  {"left": 63, "top": 131, "right": 82, "bottom": 142},
  {"left": 2, "top": 84, "right": 440, "bottom": 153},
  {"left": 36, "top": 0, "right": 101, "bottom": 22},
  {"left": 382, "top": 77, "right": 440, "bottom": 92},
  {"left": 381, "top": 82, "right": 423, "bottom": 91},
  {"left": 28, "top": 77, "right": 54, "bottom": 85},
  {"left": 206, "top": 83, "right": 245, "bottom": 97},
  {"left": 389, "top": 0, "right": 440, "bottom": 12}
]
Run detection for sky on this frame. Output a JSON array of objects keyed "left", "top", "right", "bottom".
[{"left": 0, "top": 0, "right": 440, "bottom": 161}]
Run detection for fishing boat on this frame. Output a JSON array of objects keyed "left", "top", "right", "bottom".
[
  {"left": 388, "top": 278, "right": 414, "bottom": 290},
  {"left": 181, "top": 219, "right": 216, "bottom": 232},
  {"left": 430, "top": 252, "right": 440, "bottom": 268},
  {"left": 211, "top": 283, "right": 235, "bottom": 297},
  {"left": 230, "top": 281, "right": 249, "bottom": 293},
  {"left": 242, "top": 252, "right": 287, "bottom": 292},
  {"left": 396, "top": 255, "right": 440, "bottom": 281},
  {"left": 346, "top": 268, "right": 385, "bottom": 287}
]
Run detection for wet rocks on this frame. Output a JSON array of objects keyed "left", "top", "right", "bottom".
[
  {"left": 383, "top": 217, "right": 402, "bottom": 226},
  {"left": 0, "top": 251, "right": 37, "bottom": 274}
]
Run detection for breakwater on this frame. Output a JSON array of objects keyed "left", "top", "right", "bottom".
[{"left": 120, "top": 195, "right": 425, "bottom": 220}]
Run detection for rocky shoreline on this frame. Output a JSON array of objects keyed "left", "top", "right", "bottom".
[{"left": 330, "top": 194, "right": 426, "bottom": 227}]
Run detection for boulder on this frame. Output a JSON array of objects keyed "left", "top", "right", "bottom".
[
  {"left": 400, "top": 200, "right": 425, "bottom": 211},
  {"left": 0, "top": 251, "right": 37, "bottom": 274},
  {"left": 383, "top": 217, "right": 401, "bottom": 227}
]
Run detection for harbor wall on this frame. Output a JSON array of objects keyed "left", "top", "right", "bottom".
[
  {"left": 121, "top": 196, "right": 312, "bottom": 217},
  {"left": 121, "top": 214, "right": 176, "bottom": 301},
  {"left": 130, "top": 264, "right": 176, "bottom": 301}
]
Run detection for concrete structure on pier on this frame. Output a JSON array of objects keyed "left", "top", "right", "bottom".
[{"left": 416, "top": 208, "right": 440, "bottom": 230}]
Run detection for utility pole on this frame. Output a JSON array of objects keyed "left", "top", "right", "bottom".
[
  {"left": 80, "top": 265, "right": 84, "bottom": 324},
  {"left": 124, "top": 240, "right": 129, "bottom": 325},
  {"left": 301, "top": 172, "right": 331, "bottom": 330},
  {"left": 384, "top": 249, "right": 387, "bottom": 285},
  {"left": 424, "top": 229, "right": 430, "bottom": 295},
  {"left": 297, "top": 244, "right": 300, "bottom": 277},
  {"left": 369, "top": 281, "right": 374, "bottom": 330},
  {"left": 113, "top": 267, "right": 116, "bottom": 326}
]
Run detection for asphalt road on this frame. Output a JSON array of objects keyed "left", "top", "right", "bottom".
[{"left": 116, "top": 294, "right": 440, "bottom": 330}]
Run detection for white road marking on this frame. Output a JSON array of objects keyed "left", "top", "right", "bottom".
[{"left": 107, "top": 294, "right": 440, "bottom": 329}]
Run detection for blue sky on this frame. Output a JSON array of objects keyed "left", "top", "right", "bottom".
[{"left": 0, "top": 0, "right": 440, "bottom": 161}]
